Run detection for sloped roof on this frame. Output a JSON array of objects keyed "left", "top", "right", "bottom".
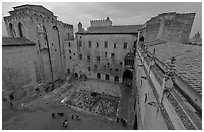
[
  {"left": 2, "top": 37, "right": 36, "bottom": 46},
  {"left": 148, "top": 42, "right": 202, "bottom": 94},
  {"left": 76, "top": 25, "right": 143, "bottom": 34}
]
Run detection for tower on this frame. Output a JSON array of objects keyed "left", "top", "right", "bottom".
[
  {"left": 4, "top": 4, "right": 74, "bottom": 89},
  {"left": 78, "top": 21, "right": 82, "bottom": 31}
]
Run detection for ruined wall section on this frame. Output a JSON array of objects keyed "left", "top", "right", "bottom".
[
  {"left": 144, "top": 12, "right": 195, "bottom": 44},
  {"left": 4, "top": 5, "right": 74, "bottom": 88},
  {"left": 158, "top": 13, "right": 195, "bottom": 43},
  {"left": 143, "top": 17, "right": 161, "bottom": 42}
]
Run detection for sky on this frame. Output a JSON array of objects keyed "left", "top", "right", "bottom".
[{"left": 2, "top": 2, "right": 202, "bottom": 38}]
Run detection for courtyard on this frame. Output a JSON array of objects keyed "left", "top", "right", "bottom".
[{"left": 2, "top": 78, "right": 133, "bottom": 130}]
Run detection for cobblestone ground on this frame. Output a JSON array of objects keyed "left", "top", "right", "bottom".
[{"left": 2, "top": 78, "right": 132, "bottom": 130}]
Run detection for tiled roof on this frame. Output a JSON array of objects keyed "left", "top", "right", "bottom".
[
  {"left": 148, "top": 42, "right": 202, "bottom": 94},
  {"left": 76, "top": 25, "right": 143, "bottom": 34},
  {"left": 2, "top": 37, "right": 36, "bottom": 46}
]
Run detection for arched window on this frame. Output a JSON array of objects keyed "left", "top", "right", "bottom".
[
  {"left": 74, "top": 73, "right": 78, "bottom": 77},
  {"left": 68, "top": 33, "right": 70, "bottom": 40},
  {"left": 9, "top": 23, "right": 15, "bottom": 37},
  {"left": 114, "top": 76, "right": 119, "bottom": 82},
  {"left": 139, "top": 36, "right": 145, "bottom": 49},
  {"left": 139, "top": 36, "right": 144, "bottom": 42},
  {"left": 105, "top": 74, "right": 110, "bottom": 80},
  {"left": 124, "top": 52, "right": 134, "bottom": 67},
  {"left": 97, "top": 73, "right": 101, "bottom": 79},
  {"left": 18, "top": 22, "right": 24, "bottom": 37}
]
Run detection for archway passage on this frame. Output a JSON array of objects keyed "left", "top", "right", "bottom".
[
  {"left": 122, "top": 70, "right": 133, "bottom": 87},
  {"left": 74, "top": 73, "right": 78, "bottom": 78},
  {"left": 114, "top": 76, "right": 119, "bottom": 82},
  {"left": 105, "top": 74, "right": 110, "bottom": 80},
  {"left": 97, "top": 73, "right": 101, "bottom": 79}
]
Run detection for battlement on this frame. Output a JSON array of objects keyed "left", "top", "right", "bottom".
[{"left": 90, "top": 17, "right": 112, "bottom": 27}]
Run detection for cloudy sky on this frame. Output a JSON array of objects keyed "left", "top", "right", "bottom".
[{"left": 2, "top": 2, "right": 202, "bottom": 37}]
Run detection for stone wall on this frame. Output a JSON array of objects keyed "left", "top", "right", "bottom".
[
  {"left": 4, "top": 5, "right": 74, "bottom": 88},
  {"left": 144, "top": 12, "right": 195, "bottom": 44},
  {"left": 2, "top": 45, "right": 39, "bottom": 100},
  {"left": 64, "top": 40, "right": 78, "bottom": 74}
]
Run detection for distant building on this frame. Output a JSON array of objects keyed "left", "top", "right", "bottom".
[{"left": 75, "top": 17, "right": 143, "bottom": 82}]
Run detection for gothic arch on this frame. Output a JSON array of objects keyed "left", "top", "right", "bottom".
[
  {"left": 124, "top": 52, "right": 134, "bottom": 67},
  {"left": 97, "top": 73, "right": 101, "bottom": 79},
  {"left": 52, "top": 26, "right": 61, "bottom": 48},
  {"left": 114, "top": 76, "right": 119, "bottom": 82},
  {"left": 122, "top": 70, "right": 133, "bottom": 86},
  {"left": 9, "top": 23, "right": 15, "bottom": 37},
  {"left": 74, "top": 73, "right": 78, "bottom": 77},
  {"left": 105, "top": 74, "right": 110, "bottom": 80},
  {"left": 52, "top": 25, "right": 63, "bottom": 74},
  {"left": 18, "top": 22, "right": 24, "bottom": 37},
  {"left": 139, "top": 36, "right": 144, "bottom": 42}
]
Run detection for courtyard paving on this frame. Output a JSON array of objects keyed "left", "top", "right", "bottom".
[{"left": 2, "top": 78, "right": 133, "bottom": 130}]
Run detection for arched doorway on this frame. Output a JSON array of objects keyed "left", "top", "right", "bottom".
[
  {"left": 18, "top": 22, "right": 24, "bottom": 37},
  {"left": 122, "top": 70, "right": 133, "bottom": 87},
  {"left": 114, "top": 76, "right": 119, "bottom": 82},
  {"left": 74, "top": 73, "right": 78, "bottom": 77},
  {"left": 97, "top": 73, "right": 101, "bottom": 79},
  {"left": 105, "top": 74, "right": 110, "bottom": 80}
]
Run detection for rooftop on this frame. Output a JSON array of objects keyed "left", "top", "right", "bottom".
[
  {"left": 2, "top": 37, "right": 36, "bottom": 46},
  {"left": 76, "top": 25, "right": 143, "bottom": 34},
  {"left": 148, "top": 42, "right": 202, "bottom": 94}
]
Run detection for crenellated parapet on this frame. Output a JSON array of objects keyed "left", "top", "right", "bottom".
[{"left": 90, "top": 17, "right": 112, "bottom": 27}]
